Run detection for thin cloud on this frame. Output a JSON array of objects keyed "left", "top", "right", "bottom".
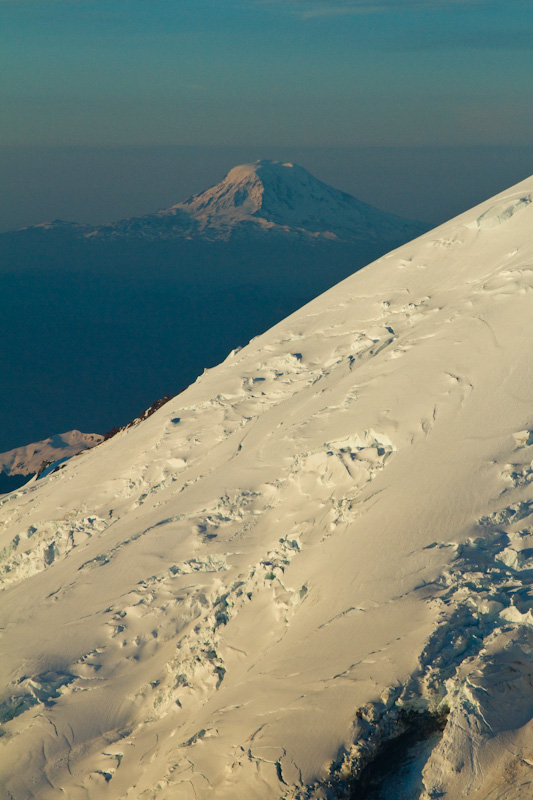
[
  {"left": 255, "top": 0, "right": 523, "bottom": 17},
  {"left": 0, "top": 0, "right": 497, "bottom": 4},
  {"left": 2, "top": 0, "right": 529, "bottom": 18}
]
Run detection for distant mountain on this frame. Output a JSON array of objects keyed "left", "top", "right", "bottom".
[
  {"left": 0, "top": 430, "right": 103, "bottom": 477},
  {"left": 79, "top": 160, "right": 428, "bottom": 243},
  {"left": 0, "top": 430, "right": 103, "bottom": 494},
  {"left": 18, "top": 160, "right": 427, "bottom": 244},
  {"left": 0, "top": 162, "right": 428, "bottom": 453}
]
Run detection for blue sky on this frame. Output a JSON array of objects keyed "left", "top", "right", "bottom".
[{"left": 2, "top": 0, "right": 532, "bottom": 148}]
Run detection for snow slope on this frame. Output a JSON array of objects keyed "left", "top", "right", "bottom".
[
  {"left": 1, "top": 178, "right": 533, "bottom": 799},
  {"left": 0, "top": 430, "right": 103, "bottom": 477},
  {"left": 83, "top": 160, "right": 427, "bottom": 243}
]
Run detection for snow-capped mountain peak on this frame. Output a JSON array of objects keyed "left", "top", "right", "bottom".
[
  {"left": 180, "top": 160, "right": 336, "bottom": 220},
  {"left": 88, "top": 160, "right": 428, "bottom": 242},
  {"left": 8, "top": 160, "right": 428, "bottom": 244},
  {"left": 177, "top": 159, "right": 373, "bottom": 231}
]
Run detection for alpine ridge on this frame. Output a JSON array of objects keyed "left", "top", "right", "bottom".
[{"left": 3, "top": 174, "right": 533, "bottom": 800}]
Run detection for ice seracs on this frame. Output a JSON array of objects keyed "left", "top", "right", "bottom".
[{"left": 1, "top": 176, "right": 533, "bottom": 799}]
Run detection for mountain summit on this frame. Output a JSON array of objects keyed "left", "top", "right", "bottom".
[{"left": 88, "top": 160, "right": 428, "bottom": 242}]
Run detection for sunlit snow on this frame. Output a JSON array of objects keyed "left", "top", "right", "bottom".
[{"left": 2, "top": 176, "right": 533, "bottom": 799}]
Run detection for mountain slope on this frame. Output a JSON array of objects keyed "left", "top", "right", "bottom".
[{"left": 1, "top": 178, "right": 533, "bottom": 799}]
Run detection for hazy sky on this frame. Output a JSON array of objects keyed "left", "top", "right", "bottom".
[
  {"left": 2, "top": 0, "right": 532, "bottom": 148},
  {"left": 1, "top": 0, "right": 532, "bottom": 231}
]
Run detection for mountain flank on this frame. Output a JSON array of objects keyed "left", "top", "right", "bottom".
[{"left": 1, "top": 175, "right": 533, "bottom": 798}]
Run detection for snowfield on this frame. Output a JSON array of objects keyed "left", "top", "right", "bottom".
[{"left": 1, "top": 176, "right": 533, "bottom": 798}]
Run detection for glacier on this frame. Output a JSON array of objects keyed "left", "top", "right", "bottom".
[{"left": 1, "top": 177, "right": 533, "bottom": 798}]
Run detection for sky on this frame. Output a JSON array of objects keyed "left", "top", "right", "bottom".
[{"left": 1, "top": 0, "right": 533, "bottom": 227}]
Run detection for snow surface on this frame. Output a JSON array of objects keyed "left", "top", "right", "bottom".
[
  {"left": 2, "top": 178, "right": 533, "bottom": 798},
  {"left": 0, "top": 431, "right": 103, "bottom": 477},
  {"left": 83, "top": 160, "right": 427, "bottom": 243}
]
